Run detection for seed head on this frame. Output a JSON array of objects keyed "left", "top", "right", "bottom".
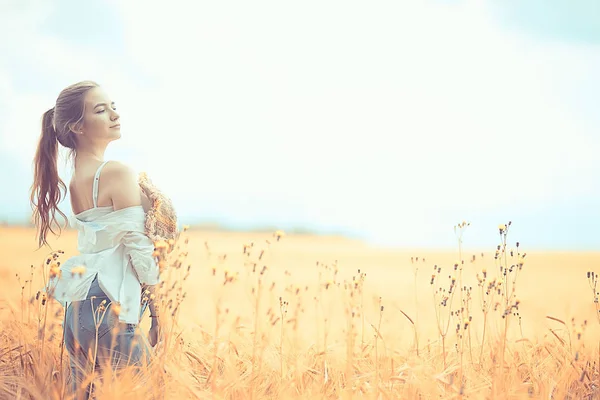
[
  {"left": 71, "top": 266, "right": 86, "bottom": 277},
  {"left": 49, "top": 263, "right": 61, "bottom": 279},
  {"left": 154, "top": 240, "right": 169, "bottom": 250},
  {"left": 158, "top": 260, "right": 167, "bottom": 271}
]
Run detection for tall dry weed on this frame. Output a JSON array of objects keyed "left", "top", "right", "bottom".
[{"left": 0, "top": 223, "right": 598, "bottom": 399}]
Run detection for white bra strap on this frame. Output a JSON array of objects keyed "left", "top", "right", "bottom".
[{"left": 92, "top": 161, "right": 110, "bottom": 208}]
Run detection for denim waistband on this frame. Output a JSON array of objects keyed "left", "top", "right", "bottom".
[{"left": 85, "top": 274, "right": 110, "bottom": 300}]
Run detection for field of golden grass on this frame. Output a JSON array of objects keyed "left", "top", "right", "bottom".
[{"left": 0, "top": 224, "right": 599, "bottom": 399}]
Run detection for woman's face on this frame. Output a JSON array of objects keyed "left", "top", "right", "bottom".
[{"left": 78, "top": 87, "right": 121, "bottom": 143}]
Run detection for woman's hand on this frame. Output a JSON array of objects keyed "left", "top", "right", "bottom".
[
  {"left": 144, "top": 284, "right": 161, "bottom": 347},
  {"left": 149, "top": 317, "right": 161, "bottom": 347},
  {"left": 140, "top": 188, "right": 152, "bottom": 213}
]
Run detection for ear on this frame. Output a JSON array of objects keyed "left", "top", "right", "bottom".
[{"left": 68, "top": 122, "right": 83, "bottom": 135}]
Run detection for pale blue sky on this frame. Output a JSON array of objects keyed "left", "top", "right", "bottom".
[{"left": 0, "top": 0, "right": 598, "bottom": 250}]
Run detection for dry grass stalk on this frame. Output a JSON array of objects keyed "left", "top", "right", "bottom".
[{"left": 0, "top": 224, "right": 599, "bottom": 399}]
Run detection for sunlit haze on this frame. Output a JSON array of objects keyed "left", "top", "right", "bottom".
[{"left": 1, "top": 0, "right": 599, "bottom": 250}]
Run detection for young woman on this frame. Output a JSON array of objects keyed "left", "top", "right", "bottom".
[{"left": 30, "top": 80, "right": 162, "bottom": 398}]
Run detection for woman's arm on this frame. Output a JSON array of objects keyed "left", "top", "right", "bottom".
[
  {"left": 108, "top": 162, "right": 162, "bottom": 326},
  {"left": 105, "top": 161, "right": 143, "bottom": 211}
]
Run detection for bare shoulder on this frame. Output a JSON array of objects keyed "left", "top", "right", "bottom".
[
  {"left": 102, "top": 160, "right": 136, "bottom": 177},
  {"left": 102, "top": 161, "right": 142, "bottom": 210}
]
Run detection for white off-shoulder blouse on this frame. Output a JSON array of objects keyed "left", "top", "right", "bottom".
[{"left": 46, "top": 161, "right": 160, "bottom": 324}]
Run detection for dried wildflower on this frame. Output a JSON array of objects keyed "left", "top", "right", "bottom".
[
  {"left": 243, "top": 242, "right": 255, "bottom": 254},
  {"left": 49, "top": 263, "right": 61, "bottom": 279},
  {"left": 71, "top": 266, "right": 86, "bottom": 277},
  {"left": 154, "top": 240, "right": 170, "bottom": 250},
  {"left": 274, "top": 230, "right": 285, "bottom": 241},
  {"left": 158, "top": 260, "right": 167, "bottom": 271}
]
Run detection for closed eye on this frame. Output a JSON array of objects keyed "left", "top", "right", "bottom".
[
  {"left": 93, "top": 102, "right": 117, "bottom": 113},
  {"left": 95, "top": 107, "right": 116, "bottom": 114}
]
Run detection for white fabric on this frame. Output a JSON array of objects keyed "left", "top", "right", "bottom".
[{"left": 46, "top": 161, "right": 160, "bottom": 324}]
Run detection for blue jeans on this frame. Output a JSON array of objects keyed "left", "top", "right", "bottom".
[{"left": 64, "top": 275, "right": 151, "bottom": 399}]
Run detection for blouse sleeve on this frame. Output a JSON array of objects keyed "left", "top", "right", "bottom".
[{"left": 122, "top": 230, "right": 160, "bottom": 285}]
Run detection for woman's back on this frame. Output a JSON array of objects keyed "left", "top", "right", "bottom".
[
  {"left": 69, "top": 160, "right": 152, "bottom": 216},
  {"left": 70, "top": 160, "right": 112, "bottom": 214}
]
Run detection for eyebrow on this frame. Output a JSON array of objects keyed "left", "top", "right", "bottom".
[{"left": 93, "top": 102, "right": 115, "bottom": 109}]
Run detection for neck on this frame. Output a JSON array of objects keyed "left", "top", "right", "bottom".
[{"left": 75, "top": 145, "right": 107, "bottom": 165}]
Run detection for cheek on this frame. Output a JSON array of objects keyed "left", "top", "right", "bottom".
[{"left": 84, "top": 114, "right": 108, "bottom": 132}]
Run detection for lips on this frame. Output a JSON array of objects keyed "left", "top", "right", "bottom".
[{"left": 111, "top": 124, "right": 121, "bottom": 128}]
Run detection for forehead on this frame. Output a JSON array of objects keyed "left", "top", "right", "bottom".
[{"left": 84, "top": 87, "right": 113, "bottom": 107}]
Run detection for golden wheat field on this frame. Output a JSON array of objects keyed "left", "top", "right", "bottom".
[{"left": 0, "top": 224, "right": 599, "bottom": 399}]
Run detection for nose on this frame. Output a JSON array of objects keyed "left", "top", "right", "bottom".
[{"left": 110, "top": 109, "right": 120, "bottom": 121}]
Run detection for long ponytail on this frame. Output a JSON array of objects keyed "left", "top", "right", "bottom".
[
  {"left": 30, "top": 107, "right": 69, "bottom": 249},
  {"left": 29, "top": 80, "right": 98, "bottom": 249}
]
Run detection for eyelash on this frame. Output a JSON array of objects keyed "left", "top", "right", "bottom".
[{"left": 96, "top": 107, "right": 117, "bottom": 114}]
